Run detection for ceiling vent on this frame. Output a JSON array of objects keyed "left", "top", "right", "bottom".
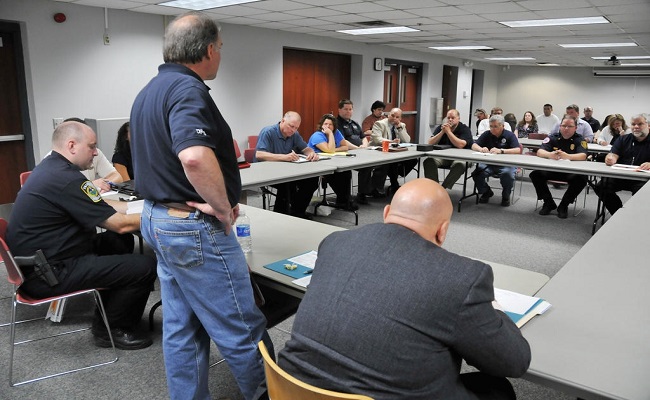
[{"left": 352, "top": 20, "right": 391, "bottom": 27}]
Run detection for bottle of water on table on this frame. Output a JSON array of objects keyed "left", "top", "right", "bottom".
[{"left": 235, "top": 209, "right": 252, "bottom": 253}]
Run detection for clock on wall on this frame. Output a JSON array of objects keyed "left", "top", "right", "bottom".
[{"left": 374, "top": 58, "right": 383, "bottom": 71}]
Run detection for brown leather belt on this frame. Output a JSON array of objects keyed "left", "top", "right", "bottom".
[{"left": 160, "top": 202, "right": 197, "bottom": 218}]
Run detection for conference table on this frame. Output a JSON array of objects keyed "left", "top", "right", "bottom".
[
  {"left": 426, "top": 148, "right": 650, "bottom": 218},
  {"left": 320, "top": 145, "right": 425, "bottom": 172},
  {"left": 522, "top": 182, "right": 650, "bottom": 400},
  {"left": 239, "top": 159, "right": 337, "bottom": 191},
  {"left": 519, "top": 138, "right": 612, "bottom": 154},
  {"left": 241, "top": 205, "right": 549, "bottom": 299}
]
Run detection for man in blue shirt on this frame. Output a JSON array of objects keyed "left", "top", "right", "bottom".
[
  {"left": 255, "top": 111, "right": 320, "bottom": 219},
  {"left": 595, "top": 113, "right": 650, "bottom": 214},
  {"left": 471, "top": 115, "right": 521, "bottom": 206},
  {"left": 130, "top": 12, "right": 270, "bottom": 400}
]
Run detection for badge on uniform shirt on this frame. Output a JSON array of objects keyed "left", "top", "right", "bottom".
[
  {"left": 570, "top": 143, "right": 575, "bottom": 150},
  {"left": 542, "top": 137, "right": 550, "bottom": 143},
  {"left": 581, "top": 140, "right": 588, "bottom": 149},
  {"left": 81, "top": 181, "right": 102, "bottom": 202},
  {"left": 501, "top": 138, "right": 506, "bottom": 144}
]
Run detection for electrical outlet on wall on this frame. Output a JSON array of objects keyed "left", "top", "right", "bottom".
[
  {"left": 103, "top": 33, "right": 110, "bottom": 45},
  {"left": 53, "top": 118, "right": 64, "bottom": 129}
]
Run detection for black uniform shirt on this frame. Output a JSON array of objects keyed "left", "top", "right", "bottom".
[
  {"left": 475, "top": 129, "right": 520, "bottom": 150},
  {"left": 540, "top": 132, "right": 588, "bottom": 155},
  {"left": 6, "top": 152, "right": 116, "bottom": 260},
  {"left": 337, "top": 116, "right": 363, "bottom": 146}
]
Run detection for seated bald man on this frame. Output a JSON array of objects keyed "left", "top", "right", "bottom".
[{"left": 279, "top": 178, "right": 531, "bottom": 400}]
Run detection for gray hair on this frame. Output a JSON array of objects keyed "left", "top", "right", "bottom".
[
  {"left": 163, "top": 12, "right": 220, "bottom": 64},
  {"left": 631, "top": 113, "right": 648, "bottom": 122},
  {"left": 489, "top": 114, "right": 505, "bottom": 126}
]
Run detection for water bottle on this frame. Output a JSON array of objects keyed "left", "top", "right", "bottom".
[{"left": 235, "top": 209, "right": 252, "bottom": 253}]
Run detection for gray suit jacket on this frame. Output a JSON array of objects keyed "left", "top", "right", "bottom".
[{"left": 279, "top": 223, "right": 531, "bottom": 400}]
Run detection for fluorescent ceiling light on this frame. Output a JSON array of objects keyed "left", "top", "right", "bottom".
[
  {"left": 621, "top": 63, "right": 650, "bottom": 67},
  {"left": 485, "top": 57, "right": 535, "bottom": 61},
  {"left": 537, "top": 63, "right": 560, "bottom": 66},
  {"left": 429, "top": 45, "right": 493, "bottom": 50},
  {"left": 157, "top": 0, "right": 260, "bottom": 10},
  {"left": 559, "top": 43, "right": 637, "bottom": 48},
  {"left": 500, "top": 16, "right": 608, "bottom": 28},
  {"left": 592, "top": 56, "right": 650, "bottom": 60},
  {"left": 337, "top": 27, "right": 419, "bottom": 35}
]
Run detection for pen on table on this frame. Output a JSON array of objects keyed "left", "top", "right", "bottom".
[
  {"left": 304, "top": 269, "right": 313, "bottom": 275},
  {"left": 346, "top": 153, "right": 356, "bottom": 157}
]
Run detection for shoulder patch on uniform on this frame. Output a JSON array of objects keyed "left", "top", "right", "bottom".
[
  {"left": 81, "top": 181, "right": 102, "bottom": 202},
  {"left": 581, "top": 140, "right": 588, "bottom": 149},
  {"left": 542, "top": 137, "right": 550, "bottom": 143}
]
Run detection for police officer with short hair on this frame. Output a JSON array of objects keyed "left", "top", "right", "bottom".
[
  {"left": 530, "top": 115, "right": 588, "bottom": 219},
  {"left": 7, "top": 121, "right": 157, "bottom": 350}
]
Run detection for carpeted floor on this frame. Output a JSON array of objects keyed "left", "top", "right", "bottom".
[{"left": 0, "top": 168, "right": 627, "bottom": 399}]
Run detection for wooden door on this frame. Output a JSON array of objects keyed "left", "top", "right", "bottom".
[
  {"left": 283, "top": 49, "right": 350, "bottom": 142},
  {"left": 0, "top": 22, "right": 31, "bottom": 204},
  {"left": 383, "top": 62, "right": 421, "bottom": 143},
  {"left": 442, "top": 65, "right": 459, "bottom": 118}
]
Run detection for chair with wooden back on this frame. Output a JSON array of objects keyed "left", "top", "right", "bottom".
[{"left": 258, "top": 341, "right": 373, "bottom": 400}]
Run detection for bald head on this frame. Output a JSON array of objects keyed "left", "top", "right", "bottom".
[
  {"left": 51, "top": 121, "right": 98, "bottom": 170},
  {"left": 383, "top": 178, "right": 453, "bottom": 246}
]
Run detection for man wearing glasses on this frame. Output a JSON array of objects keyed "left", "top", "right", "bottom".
[{"left": 529, "top": 116, "right": 588, "bottom": 219}]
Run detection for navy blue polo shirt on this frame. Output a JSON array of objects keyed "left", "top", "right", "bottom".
[
  {"left": 540, "top": 132, "right": 588, "bottom": 155},
  {"left": 6, "top": 152, "right": 116, "bottom": 260},
  {"left": 431, "top": 122, "right": 473, "bottom": 149},
  {"left": 476, "top": 129, "right": 520, "bottom": 150},
  {"left": 611, "top": 134, "right": 650, "bottom": 166},
  {"left": 130, "top": 63, "right": 241, "bottom": 205},
  {"left": 255, "top": 123, "right": 308, "bottom": 161}
]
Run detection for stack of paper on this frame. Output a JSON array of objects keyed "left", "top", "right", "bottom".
[{"left": 494, "top": 288, "right": 551, "bottom": 328}]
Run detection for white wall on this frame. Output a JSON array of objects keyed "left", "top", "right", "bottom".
[
  {"left": 2, "top": 0, "right": 500, "bottom": 163},
  {"left": 7, "top": 0, "right": 648, "bottom": 165},
  {"left": 497, "top": 66, "right": 650, "bottom": 126}
]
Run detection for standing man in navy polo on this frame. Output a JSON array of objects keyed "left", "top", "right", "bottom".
[{"left": 130, "top": 12, "right": 270, "bottom": 400}]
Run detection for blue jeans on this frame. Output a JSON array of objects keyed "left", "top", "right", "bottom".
[
  {"left": 473, "top": 163, "right": 516, "bottom": 198},
  {"left": 141, "top": 201, "right": 268, "bottom": 400}
]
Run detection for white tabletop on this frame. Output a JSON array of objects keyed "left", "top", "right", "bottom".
[
  {"left": 426, "top": 148, "right": 650, "bottom": 181},
  {"left": 322, "top": 146, "right": 425, "bottom": 171},
  {"left": 241, "top": 205, "right": 548, "bottom": 299},
  {"left": 239, "top": 160, "right": 336, "bottom": 190},
  {"left": 519, "top": 138, "right": 612, "bottom": 154}
]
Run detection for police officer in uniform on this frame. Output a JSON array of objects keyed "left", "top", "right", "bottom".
[
  {"left": 530, "top": 115, "right": 588, "bottom": 219},
  {"left": 6, "top": 121, "right": 157, "bottom": 349}
]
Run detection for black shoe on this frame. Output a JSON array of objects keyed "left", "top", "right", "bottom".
[
  {"left": 478, "top": 188, "right": 494, "bottom": 203},
  {"left": 539, "top": 201, "right": 557, "bottom": 215},
  {"left": 93, "top": 327, "right": 153, "bottom": 350},
  {"left": 355, "top": 193, "right": 369, "bottom": 205},
  {"left": 501, "top": 196, "right": 510, "bottom": 207},
  {"left": 370, "top": 189, "right": 386, "bottom": 198},
  {"left": 557, "top": 205, "right": 569, "bottom": 219}
]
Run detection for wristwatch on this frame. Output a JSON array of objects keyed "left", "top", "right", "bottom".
[{"left": 500, "top": 148, "right": 504, "bottom": 154}]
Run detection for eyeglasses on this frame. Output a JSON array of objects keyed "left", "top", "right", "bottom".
[{"left": 560, "top": 125, "right": 576, "bottom": 128}]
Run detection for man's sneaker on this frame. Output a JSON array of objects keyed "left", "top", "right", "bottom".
[
  {"left": 478, "top": 188, "right": 494, "bottom": 203},
  {"left": 501, "top": 196, "right": 510, "bottom": 207},
  {"left": 539, "top": 201, "right": 557, "bottom": 215},
  {"left": 557, "top": 204, "right": 569, "bottom": 219}
]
